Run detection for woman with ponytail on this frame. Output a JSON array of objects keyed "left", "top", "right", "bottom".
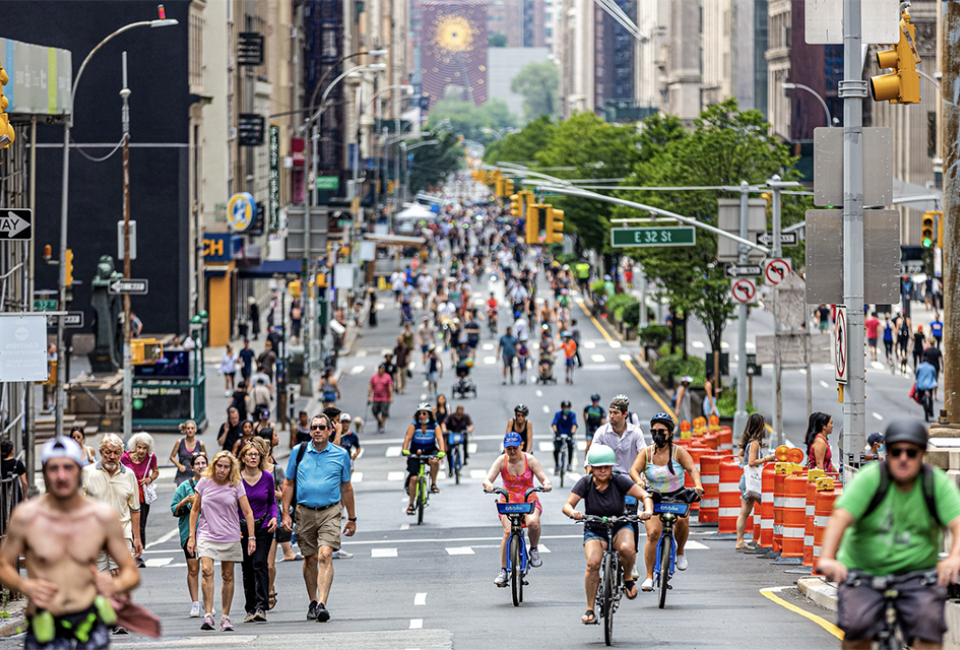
[{"left": 805, "top": 412, "right": 835, "bottom": 472}]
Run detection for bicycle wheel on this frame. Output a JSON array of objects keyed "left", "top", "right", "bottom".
[
  {"left": 559, "top": 447, "right": 567, "bottom": 488},
  {"left": 417, "top": 474, "right": 427, "bottom": 525},
  {"left": 658, "top": 532, "right": 672, "bottom": 609},
  {"left": 602, "top": 553, "right": 615, "bottom": 646},
  {"left": 510, "top": 532, "right": 521, "bottom": 607},
  {"left": 454, "top": 447, "right": 461, "bottom": 485}
]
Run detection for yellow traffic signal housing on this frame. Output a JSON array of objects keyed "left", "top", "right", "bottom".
[
  {"left": 870, "top": 12, "right": 921, "bottom": 104},
  {"left": 289, "top": 280, "right": 301, "bottom": 298},
  {"left": 494, "top": 178, "right": 505, "bottom": 197},
  {"left": 938, "top": 212, "right": 944, "bottom": 249},
  {"left": 0, "top": 60, "right": 14, "bottom": 148},
  {"left": 509, "top": 194, "right": 523, "bottom": 218},
  {"left": 921, "top": 211, "right": 937, "bottom": 248},
  {"left": 526, "top": 203, "right": 548, "bottom": 244},
  {"left": 503, "top": 179, "right": 515, "bottom": 196},
  {"left": 131, "top": 338, "right": 164, "bottom": 365},
  {"left": 546, "top": 207, "right": 565, "bottom": 244},
  {"left": 64, "top": 248, "right": 74, "bottom": 286}
]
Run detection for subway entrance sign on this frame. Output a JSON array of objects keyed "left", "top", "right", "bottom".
[{"left": 610, "top": 226, "right": 696, "bottom": 248}]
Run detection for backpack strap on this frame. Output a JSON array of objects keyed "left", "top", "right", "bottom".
[
  {"left": 921, "top": 464, "right": 942, "bottom": 526},
  {"left": 860, "top": 461, "right": 941, "bottom": 526},
  {"left": 860, "top": 461, "right": 892, "bottom": 522}
]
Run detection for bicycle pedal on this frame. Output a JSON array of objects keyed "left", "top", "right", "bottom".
[{"left": 522, "top": 581, "right": 529, "bottom": 586}]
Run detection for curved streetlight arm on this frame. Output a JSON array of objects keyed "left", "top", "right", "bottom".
[
  {"left": 306, "top": 50, "right": 386, "bottom": 120},
  {"left": 782, "top": 82, "right": 832, "bottom": 126},
  {"left": 365, "top": 84, "right": 412, "bottom": 111},
  {"left": 304, "top": 64, "right": 384, "bottom": 129},
  {"left": 917, "top": 69, "right": 942, "bottom": 94}
]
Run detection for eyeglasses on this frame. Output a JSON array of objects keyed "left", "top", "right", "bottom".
[
  {"left": 889, "top": 446, "right": 921, "bottom": 459},
  {"left": 651, "top": 428, "right": 670, "bottom": 434},
  {"left": 310, "top": 424, "right": 328, "bottom": 431}
]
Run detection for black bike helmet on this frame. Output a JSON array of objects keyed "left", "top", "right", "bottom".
[
  {"left": 883, "top": 419, "right": 928, "bottom": 449},
  {"left": 650, "top": 412, "right": 675, "bottom": 430},
  {"left": 561, "top": 400, "right": 572, "bottom": 408},
  {"left": 514, "top": 404, "right": 529, "bottom": 416},
  {"left": 590, "top": 393, "right": 601, "bottom": 401}
]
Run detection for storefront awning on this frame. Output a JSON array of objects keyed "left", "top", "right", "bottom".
[
  {"left": 236, "top": 259, "right": 304, "bottom": 279},
  {"left": 364, "top": 234, "right": 427, "bottom": 246}
]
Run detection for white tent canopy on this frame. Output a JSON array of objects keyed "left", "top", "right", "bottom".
[{"left": 395, "top": 203, "right": 436, "bottom": 220}]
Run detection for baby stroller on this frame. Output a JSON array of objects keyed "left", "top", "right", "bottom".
[
  {"left": 536, "top": 351, "right": 557, "bottom": 385},
  {"left": 452, "top": 358, "right": 478, "bottom": 398}
]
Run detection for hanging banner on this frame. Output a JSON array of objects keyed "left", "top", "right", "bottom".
[{"left": 269, "top": 124, "right": 280, "bottom": 232}]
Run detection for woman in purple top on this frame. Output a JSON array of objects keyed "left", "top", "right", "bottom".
[
  {"left": 238, "top": 439, "right": 278, "bottom": 623},
  {"left": 121, "top": 432, "right": 160, "bottom": 568}
]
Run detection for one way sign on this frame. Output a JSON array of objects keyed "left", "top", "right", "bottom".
[
  {"left": 0, "top": 209, "right": 32, "bottom": 241},
  {"left": 108, "top": 279, "right": 149, "bottom": 295}
]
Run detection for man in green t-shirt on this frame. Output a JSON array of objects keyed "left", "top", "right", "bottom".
[{"left": 818, "top": 420, "right": 960, "bottom": 649}]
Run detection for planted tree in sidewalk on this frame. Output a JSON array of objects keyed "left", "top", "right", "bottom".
[
  {"left": 483, "top": 115, "right": 557, "bottom": 165},
  {"left": 617, "top": 99, "right": 803, "bottom": 383},
  {"left": 408, "top": 131, "right": 464, "bottom": 194}
]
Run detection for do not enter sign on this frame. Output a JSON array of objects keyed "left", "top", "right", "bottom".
[{"left": 731, "top": 278, "right": 757, "bottom": 303}]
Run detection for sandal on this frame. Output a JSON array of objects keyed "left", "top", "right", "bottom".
[
  {"left": 624, "top": 580, "right": 638, "bottom": 600},
  {"left": 406, "top": 505, "right": 416, "bottom": 515},
  {"left": 268, "top": 592, "right": 277, "bottom": 610},
  {"left": 581, "top": 609, "right": 597, "bottom": 625},
  {"left": 430, "top": 484, "right": 440, "bottom": 494}
]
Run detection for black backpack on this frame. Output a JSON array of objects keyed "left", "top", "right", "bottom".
[
  {"left": 289, "top": 442, "right": 309, "bottom": 507},
  {"left": 860, "top": 461, "right": 941, "bottom": 526}
]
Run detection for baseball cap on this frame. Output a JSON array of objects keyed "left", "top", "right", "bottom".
[
  {"left": 503, "top": 432, "right": 523, "bottom": 448},
  {"left": 41, "top": 436, "right": 86, "bottom": 467},
  {"left": 340, "top": 413, "right": 352, "bottom": 422},
  {"left": 867, "top": 432, "right": 884, "bottom": 446}
]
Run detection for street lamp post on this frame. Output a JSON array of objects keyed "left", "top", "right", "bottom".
[
  {"left": 782, "top": 82, "right": 833, "bottom": 126},
  {"left": 55, "top": 11, "right": 178, "bottom": 439}
]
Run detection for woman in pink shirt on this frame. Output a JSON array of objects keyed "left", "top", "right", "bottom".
[
  {"left": 187, "top": 451, "right": 256, "bottom": 632},
  {"left": 121, "top": 432, "right": 160, "bottom": 568}
]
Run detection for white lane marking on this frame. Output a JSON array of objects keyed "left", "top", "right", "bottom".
[
  {"left": 145, "top": 557, "right": 173, "bottom": 568},
  {"left": 535, "top": 390, "right": 543, "bottom": 397},
  {"left": 470, "top": 470, "right": 488, "bottom": 479},
  {"left": 145, "top": 527, "right": 180, "bottom": 550},
  {"left": 872, "top": 412, "right": 884, "bottom": 421},
  {"left": 685, "top": 540, "right": 710, "bottom": 550},
  {"left": 721, "top": 342, "right": 730, "bottom": 349},
  {"left": 409, "top": 619, "right": 423, "bottom": 630},
  {"left": 567, "top": 472, "right": 583, "bottom": 481},
  {"left": 538, "top": 441, "right": 553, "bottom": 453},
  {"left": 819, "top": 381, "right": 830, "bottom": 388},
  {"left": 577, "top": 441, "right": 587, "bottom": 450},
  {"left": 445, "top": 547, "right": 475, "bottom": 555},
  {"left": 414, "top": 593, "right": 427, "bottom": 606},
  {"left": 798, "top": 368, "right": 807, "bottom": 375},
  {"left": 482, "top": 343, "right": 494, "bottom": 350},
  {"left": 400, "top": 523, "right": 410, "bottom": 531},
  {"left": 351, "top": 365, "right": 366, "bottom": 375},
  {"left": 692, "top": 341, "right": 704, "bottom": 349},
  {"left": 421, "top": 394, "right": 429, "bottom": 400},
  {"left": 483, "top": 356, "right": 496, "bottom": 365},
  {"left": 591, "top": 354, "right": 606, "bottom": 363},
  {"left": 538, "top": 545, "right": 551, "bottom": 553},
  {"left": 468, "top": 444, "right": 477, "bottom": 454},
  {"left": 387, "top": 471, "right": 407, "bottom": 481},
  {"left": 619, "top": 354, "right": 632, "bottom": 361},
  {"left": 871, "top": 361, "right": 885, "bottom": 370},
  {"left": 386, "top": 446, "right": 402, "bottom": 458},
  {"left": 377, "top": 303, "right": 386, "bottom": 309},
  {"left": 351, "top": 472, "right": 363, "bottom": 483},
  {"left": 584, "top": 341, "right": 596, "bottom": 349},
  {"left": 356, "top": 350, "right": 368, "bottom": 357},
  {"left": 372, "top": 548, "right": 398, "bottom": 558},
  {"left": 608, "top": 341, "right": 622, "bottom": 349},
  {"left": 439, "top": 472, "right": 448, "bottom": 480},
  {"left": 542, "top": 405, "right": 550, "bottom": 413}
]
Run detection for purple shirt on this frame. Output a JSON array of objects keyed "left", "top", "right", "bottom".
[
  {"left": 195, "top": 478, "right": 247, "bottom": 543},
  {"left": 238, "top": 471, "right": 278, "bottom": 528}
]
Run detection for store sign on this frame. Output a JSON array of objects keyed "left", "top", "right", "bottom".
[
  {"left": 291, "top": 138, "right": 305, "bottom": 167},
  {"left": 269, "top": 124, "right": 280, "bottom": 232}
]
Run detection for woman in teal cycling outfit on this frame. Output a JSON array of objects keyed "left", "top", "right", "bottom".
[
  {"left": 402, "top": 403, "right": 446, "bottom": 515},
  {"left": 630, "top": 412, "right": 704, "bottom": 592}
]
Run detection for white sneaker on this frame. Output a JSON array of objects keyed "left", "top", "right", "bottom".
[
  {"left": 190, "top": 602, "right": 201, "bottom": 618},
  {"left": 641, "top": 578, "right": 654, "bottom": 592},
  {"left": 631, "top": 566, "right": 640, "bottom": 581},
  {"left": 676, "top": 554, "right": 688, "bottom": 571},
  {"left": 333, "top": 549, "right": 354, "bottom": 559}
]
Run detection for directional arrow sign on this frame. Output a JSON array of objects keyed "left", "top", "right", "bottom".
[
  {"left": 755, "top": 231, "right": 798, "bottom": 247},
  {"left": 834, "top": 304, "right": 848, "bottom": 384},
  {"left": 731, "top": 278, "right": 757, "bottom": 303},
  {"left": 725, "top": 263, "right": 763, "bottom": 278},
  {"left": 108, "top": 279, "right": 149, "bottom": 295},
  {"left": 46, "top": 312, "right": 84, "bottom": 329},
  {"left": 764, "top": 258, "right": 792, "bottom": 285},
  {"left": 0, "top": 209, "right": 33, "bottom": 241}
]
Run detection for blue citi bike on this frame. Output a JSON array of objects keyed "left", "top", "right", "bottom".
[
  {"left": 488, "top": 486, "right": 544, "bottom": 606},
  {"left": 650, "top": 488, "right": 701, "bottom": 609}
]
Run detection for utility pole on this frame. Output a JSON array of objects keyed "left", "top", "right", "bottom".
[
  {"left": 733, "top": 181, "right": 750, "bottom": 437},
  {"left": 943, "top": 2, "right": 960, "bottom": 423},
  {"left": 121, "top": 52, "right": 133, "bottom": 439},
  {"left": 841, "top": 0, "right": 866, "bottom": 461}
]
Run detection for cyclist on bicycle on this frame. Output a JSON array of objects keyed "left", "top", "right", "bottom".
[
  {"left": 630, "top": 412, "right": 704, "bottom": 592},
  {"left": 444, "top": 405, "right": 474, "bottom": 471},
  {"left": 582, "top": 394, "right": 606, "bottom": 456},
  {"left": 562, "top": 444, "right": 653, "bottom": 624},
  {"left": 483, "top": 432, "right": 553, "bottom": 587},
  {"left": 402, "top": 404, "right": 447, "bottom": 515},
  {"left": 551, "top": 400, "right": 578, "bottom": 475},
  {"left": 506, "top": 404, "right": 534, "bottom": 454},
  {"left": 487, "top": 292, "right": 499, "bottom": 325},
  {"left": 817, "top": 419, "right": 960, "bottom": 650}
]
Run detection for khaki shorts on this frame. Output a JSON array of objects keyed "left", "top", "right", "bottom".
[
  {"left": 295, "top": 504, "right": 341, "bottom": 556},
  {"left": 97, "top": 538, "right": 135, "bottom": 572}
]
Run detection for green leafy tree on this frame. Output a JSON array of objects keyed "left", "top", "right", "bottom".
[
  {"left": 483, "top": 115, "right": 557, "bottom": 164},
  {"left": 426, "top": 99, "right": 518, "bottom": 143},
  {"left": 510, "top": 61, "right": 559, "bottom": 121},
  {"left": 618, "top": 99, "right": 807, "bottom": 372},
  {"left": 488, "top": 33, "right": 508, "bottom": 47},
  {"left": 408, "top": 131, "right": 464, "bottom": 194}
]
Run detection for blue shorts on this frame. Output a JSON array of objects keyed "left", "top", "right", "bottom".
[
  {"left": 421, "top": 345, "right": 430, "bottom": 353},
  {"left": 565, "top": 357, "right": 575, "bottom": 368},
  {"left": 583, "top": 521, "right": 634, "bottom": 545}
]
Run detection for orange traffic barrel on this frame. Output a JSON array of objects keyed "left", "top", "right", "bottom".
[
  {"left": 812, "top": 478, "right": 841, "bottom": 574},
  {"left": 772, "top": 462, "right": 799, "bottom": 553},
  {"left": 717, "top": 460, "right": 743, "bottom": 534},
  {"left": 802, "top": 469, "right": 827, "bottom": 568},
  {"left": 703, "top": 432, "right": 720, "bottom": 450},
  {"left": 698, "top": 454, "right": 724, "bottom": 524},
  {"left": 757, "top": 463, "right": 776, "bottom": 549},
  {"left": 718, "top": 426, "right": 733, "bottom": 452},
  {"left": 685, "top": 447, "right": 711, "bottom": 514},
  {"left": 780, "top": 470, "right": 808, "bottom": 559}
]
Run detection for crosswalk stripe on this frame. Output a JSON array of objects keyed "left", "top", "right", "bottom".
[
  {"left": 538, "top": 544, "right": 551, "bottom": 553},
  {"left": 387, "top": 471, "right": 406, "bottom": 481},
  {"left": 445, "top": 547, "right": 475, "bottom": 555},
  {"left": 352, "top": 472, "right": 363, "bottom": 483},
  {"left": 351, "top": 365, "right": 365, "bottom": 375},
  {"left": 692, "top": 341, "right": 704, "bottom": 349},
  {"left": 372, "top": 548, "right": 398, "bottom": 558},
  {"left": 482, "top": 343, "right": 494, "bottom": 350},
  {"left": 483, "top": 356, "right": 496, "bottom": 365},
  {"left": 584, "top": 341, "right": 596, "bottom": 349},
  {"left": 608, "top": 341, "right": 622, "bottom": 349},
  {"left": 591, "top": 354, "right": 605, "bottom": 363},
  {"left": 470, "top": 470, "right": 488, "bottom": 479},
  {"left": 145, "top": 557, "right": 172, "bottom": 568},
  {"left": 685, "top": 540, "right": 710, "bottom": 550},
  {"left": 386, "top": 446, "right": 402, "bottom": 458}
]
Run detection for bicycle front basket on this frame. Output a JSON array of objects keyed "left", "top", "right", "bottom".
[{"left": 497, "top": 502, "right": 536, "bottom": 515}]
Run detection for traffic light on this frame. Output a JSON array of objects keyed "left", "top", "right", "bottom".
[
  {"left": 870, "top": 11, "right": 921, "bottom": 104},
  {"left": 546, "top": 207, "right": 565, "bottom": 244},
  {"left": 510, "top": 194, "right": 523, "bottom": 218},
  {"left": 64, "top": 248, "right": 74, "bottom": 286},
  {"left": 921, "top": 212, "right": 936, "bottom": 248},
  {"left": 503, "top": 179, "right": 514, "bottom": 196},
  {"left": 0, "top": 60, "right": 13, "bottom": 149},
  {"left": 938, "top": 211, "right": 944, "bottom": 249},
  {"left": 526, "top": 203, "right": 547, "bottom": 244},
  {"left": 289, "top": 280, "right": 301, "bottom": 298}
]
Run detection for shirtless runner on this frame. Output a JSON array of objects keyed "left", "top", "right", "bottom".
[{"left": 0, "top": 437, "right": 140, "bottom": 650}]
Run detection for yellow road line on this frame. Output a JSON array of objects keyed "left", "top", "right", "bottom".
[{"left": 760, "top": 588, "right": 844, "bottom": 640}]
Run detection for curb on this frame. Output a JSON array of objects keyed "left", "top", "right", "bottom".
[
  {"left": 797, "top": 576, "right": 838, "bottom": 612},
  {"left": 0, "top": 599, "right": 27, "bottom": 638}
]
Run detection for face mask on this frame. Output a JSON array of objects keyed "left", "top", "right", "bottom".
[
  {"left": 877, "top": 444, "right": 885, "bottom": 453},
  {"left": 562, "top": 409, "right": 571, "bottom": 415},
  {"left": 652, "top": 432, "right": 669, "bottom": 447}
]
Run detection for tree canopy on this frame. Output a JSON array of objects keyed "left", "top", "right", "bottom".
[
  {"left": 408, "top": 131, "right": 464, "bottom": 194},
  {"left": 510, "top": 61, "right": 560, "bottom": 121},
  {"left": 426, "top": 98, "right": 518, "bottom": 144}
]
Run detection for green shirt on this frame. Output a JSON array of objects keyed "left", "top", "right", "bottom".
[
  {"left": 835, "top": 462, "right": 960, "bottom": 576},
  {"left": 575, "top": 263, "right": 590, "bottom": 279},
  {"left": 170, "top": 479, "right": 198, "bottom": 547}
]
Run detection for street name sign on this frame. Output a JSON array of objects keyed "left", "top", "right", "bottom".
[
  {"left": 765, "top": 258, "right": 792, "bottom": 285},
  {"left": 33, "top": 299, "right": 57, "bottom": 312},
  {"left": 725, "top": 263, "right": 762, "bottom": 278},
  {"left": 756, "top": 231, "right": 798, "bottom": 247},
  {"left": 610, "top": 226, "right": 696, "bottom": 248},
  {"left": 45, "top": 312, "right": 84, "bottom": 329},
  {"left": 834, "top": 304, "right": 848, "bottom": 384},
  {"left": 108, "top": 279, "right": 149, "bottom": 295},
  {"left": 0, "top": 209, "right": 32, "bottom": 241},
  {"left": 731, "top": 278, "right": 757, "bottom": 303}
]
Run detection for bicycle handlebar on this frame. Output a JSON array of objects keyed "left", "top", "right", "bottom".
[
  {"left": 485, "top": 486, "right": 545, "bottom": 501},
  {"left": 844, "top": 568, "right": 938, "bottom": 588},
  {"left": 574, "top": 514, "right": 640, "bottom": 526}
]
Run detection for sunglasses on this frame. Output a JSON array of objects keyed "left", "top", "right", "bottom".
[
  {"left": 310, "top": 424, "right": 328, "bottom": 431},
  {"left": 651, "top": 428, "right": 670, "bottom": 434},
  {"left": 889, "top": 446, "right": 920, "bottom": 459}
]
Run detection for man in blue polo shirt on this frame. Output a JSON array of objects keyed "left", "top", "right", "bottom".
[{"left": 281, "top": 413, "right": 356, "bottom": 623}]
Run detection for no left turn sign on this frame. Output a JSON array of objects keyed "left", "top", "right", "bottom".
[
  {"left": 731, "top": 278, "right": 757, "bottom": 303},
  {"left": 765, "top": 258, "right": 791, "bottom": 285}
]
